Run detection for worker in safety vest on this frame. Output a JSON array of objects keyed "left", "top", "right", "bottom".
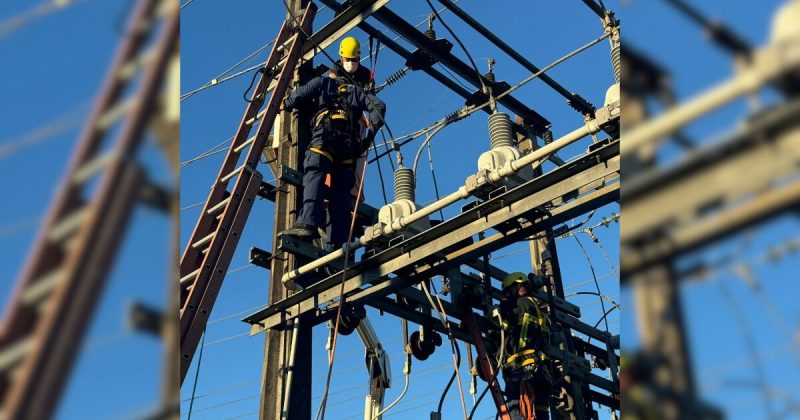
[
  {"left": 499, "top": 272, "right": 552, "bottom": 420},
  {"left": 281, "top": 37, "right": 386, "bottom": 248}
]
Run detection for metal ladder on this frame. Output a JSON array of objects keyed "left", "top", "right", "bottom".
[
  {"left": 0, "top": 1, "right": 178, "bottom": 418},
  {"left": 178, "top": 3, "right": 317, "bottom": 383}
]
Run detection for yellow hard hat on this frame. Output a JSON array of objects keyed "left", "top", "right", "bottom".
[
  {"left": 339, "top": 37, "right": 360, "bottom": 59},
  {"left": 502, "top": 272, "right": 528, "bottom": 290}
]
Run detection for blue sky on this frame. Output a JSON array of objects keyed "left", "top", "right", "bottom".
[
  {"left": 619, "top": 1, "right": 800, "bottom": 418},
  {"left": 180, "top": 1, "right": 619, "bottom": 419},
  {"left": 1, "top": 1, "right": 172, "bottom": 418}
]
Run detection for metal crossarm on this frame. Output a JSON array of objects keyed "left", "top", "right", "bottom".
[
  {"left": 178, "top": 3, "right": 317, "bottom": 383},
  {"left": 0, "top": 1, "right": 178, "bottom": 418}
]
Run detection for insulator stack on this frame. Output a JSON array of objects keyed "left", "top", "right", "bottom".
[
  {"left": 383, "top": 67, "right": 409, "bottom": 88},
  {"left": 394, "top": 166, "right": 415, "bottom": 202},
  {"left": 610, "top": 37, "right": 621, "bottom": 83},
  {"left": 488, "top": 112, "right": 514, "bottom": 149},
  {"left": 424, "top": 28, "right": 436, "bottom": 41}
]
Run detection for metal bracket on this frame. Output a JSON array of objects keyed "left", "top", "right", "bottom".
[{"left": 249, "top": 247, "right": 273, "bottom": 270}]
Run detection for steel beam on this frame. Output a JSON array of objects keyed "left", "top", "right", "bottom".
[
  {"left": 245, "top": 140, "right": 619, "bottom": 330},
  {"left": 317, "top": 0, "right": 550, "bottom": 133},
  {"left": 436, "top": 0, "right": 596, "bottom": 116}
]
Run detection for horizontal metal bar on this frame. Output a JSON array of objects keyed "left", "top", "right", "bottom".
[
  {"left": 246, "top": 142, "right": 619, "bottom": 328},
  {"left": 367, "top": 3, "right": 551, "bottom": 131}
]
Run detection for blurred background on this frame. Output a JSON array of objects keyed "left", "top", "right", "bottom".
[
  {"left": 620, "top": 0, "right": 800, "bottom": 419},
  {"left": 0, "top": 0, "right": 177, "bottom": 419}
]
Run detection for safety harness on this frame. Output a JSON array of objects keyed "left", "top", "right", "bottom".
[{"left": 309, "top": 73, "right": 361, "bottom": 165}]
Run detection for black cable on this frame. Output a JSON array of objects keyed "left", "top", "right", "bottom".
[
  {"left": 571, "top": 291, "right": 620, "bottom": 308},
  {"left": 426, "top": 143, "right": 445, "bottom": 220},
  {"left": 593, "top": 304, "right": 618, "bottom": 330},
  {"left": 436, "top": 339, "right": 461, "bottom": 414},
  {"left": 378, "top": 130, "right": 396, "bottom": 172},
  {"left": 573, "top": 235, "right": 610, "bottom": 337},
  {"left": 186, "top": 328, "right": 206, "bottom": 420},
  {"left": 371, "top": 143, "right": 389, "bottom": 205},
  {"left": 243, "top": 68, "right": 264, "bottom": 103},
  {"left": 468, "top": 367, "right": 501, "bottom": 420},
  {"left": 424, "top": 0, "right": 486, "bottom": 93}
]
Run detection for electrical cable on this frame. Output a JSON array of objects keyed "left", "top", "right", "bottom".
[
  {"left": 424, "top": 0, "right": 486, "bottom": 93},
  {"left": 370, "top": 29, "right": 612, "bottom": 162},
  {"left": 180, "top": 135, "right": 234, "bottom": 167},
  {"left": 421, "top": 281, "right": 470, "bottom": 419},
  {"left": 181, "top": 3, "right": 447, "bottom": 101},
  {"left": 411, "top": 123, "right": 447, "bottom": 175},
  {"left": 573, "top": 235, "right": 610, "bottom": 336},
  {"left": 467, "top": 367, "right": 501, "bottom": 420},
  {"left": 371, "top": 143, "right": 389, "bottom": 205},
  {"left": 436, "top": 345, "right": 460, "bottom": 415},
  {"left": 370, "top": 353, "right": 411, "bottom": 419},
  {"left": 582, "top": 227, "right": 619, "bottom": 277},
  {"left": 426, "top": 142, "right": 446, "bottom": 220},
  {"left": 180, "top": 0, "right": 196, "bottom": 10},
  {"left": 186, "top": 327, "right": 206, "bottom": 420}
]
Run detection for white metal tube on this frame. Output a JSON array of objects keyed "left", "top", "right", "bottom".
[
  {"left": 281, "top": 316, "right": 301, "bottom": 420},
  {"left": 281, "top": 115, "right": 609, "bottom": 287},
  {"left": 488, "top": 120, "right": 599, "bottom": 183}
]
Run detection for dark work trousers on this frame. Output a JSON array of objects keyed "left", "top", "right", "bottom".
[
  {"left": 504, "top": 368, "right": 550, "bottom": 420},
  {"left": 297, "top": 148, "right": 357, "bottom": 249}
]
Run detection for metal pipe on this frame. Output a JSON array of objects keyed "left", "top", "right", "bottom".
[
  {"left": 280, "top": 316, "right": 301, "bottom": 420},
  {"left": 621, "top": 42, "right": 800, "bottom": 155},
  {"left": 488, "top": 118, "right": 601, "bottom": 183},
  {"left": 281, "top": 115, "right": 605, "bottom": 287}
]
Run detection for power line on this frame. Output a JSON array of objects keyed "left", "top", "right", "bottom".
[
  {"left": 0, "top": 102, "right": 88, "bottom": 161},
  {"left": 179, "top": 2, "right": 457, "bottom": 102},
  {"left": 0, "top": 0, "right": 89, "bottom": 40},
  {"left": 371, "top": 28, "right": 612, "bottom": 161},
  {"left": 0, "top": 217, "right": 39, "bottom": 239}
]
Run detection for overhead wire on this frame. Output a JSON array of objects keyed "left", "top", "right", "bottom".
[
  {"left": 0, "top": 0, "right": 89, "bottom": 40},
  {"left": 424, "top": 0, "right": 486, "bottom": 94},
  {"left": 371, "top": 28, "right": 613, "bottom": 162},
  {"left": 421, "top": 280, "right": 470, "bottom": 419},
  {"left": 186, "top": 328, "right": 207, "bottom": 420},
  {"left": 0, "top": 102, "right": 88, "bottom": 161},
  {"left": 573, "top": 235, "right": 610, "bottom": 336},
  {"left": 180, "top": 2, "right": 454, "bottom": 102}
]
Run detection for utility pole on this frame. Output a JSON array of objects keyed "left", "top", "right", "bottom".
[
  {"left": 515, "top": 117, "right": 589, "bottom": 420},
  {"left": 259, "top": 1, "right": 313, "bottom": 418}
]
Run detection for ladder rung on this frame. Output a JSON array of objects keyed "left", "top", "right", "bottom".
[
  {"left": 206, "top": 197, "right": 231, "bottom": 215},
  {"left": 245, "top": 108, "right": 267, "bottom": 126},
  {"left": 73, "top": 153, "right": 115, "bottom": 185},
  {"left": 192, "top": 232, "right": 215, "bottom": 250},
  {"left": 118, "top": 48, "right": 156, "bottom": 81},
  {"left": 96, "top": 98, "right": 135, "bottom": 130},
  {"left": 0, "top": 337, "right": 33, "bottom": 373},
  {"left": 220, "top": 164, "right": 246, "bottom": 183},
  {"left": 21, "top": 270, "right": 64, "bottom": 307},
  {"left": 180, "top": 268, "right": 200, "bottom": 285},
  {"left": 233, "top": 134, "right": 257, "bottom": 154},
  {"left": 47, "top": 207, "right": 89, "bottom": 244}
]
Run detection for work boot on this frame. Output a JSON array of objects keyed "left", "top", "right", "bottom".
[{"left": 282, "top": 223, "right": 320, "bottom": 239}]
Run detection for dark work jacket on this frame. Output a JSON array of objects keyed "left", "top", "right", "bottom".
[{"left": 283, "top": 71, "right": 386, "bottom": 160}]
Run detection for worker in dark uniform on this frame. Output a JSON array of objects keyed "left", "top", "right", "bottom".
[
  {"left": 499, "top": 272, "right": 552, "bottom": 420},
  {"left": 281, "top": 37, "right": 386, "bottom": 248}
]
